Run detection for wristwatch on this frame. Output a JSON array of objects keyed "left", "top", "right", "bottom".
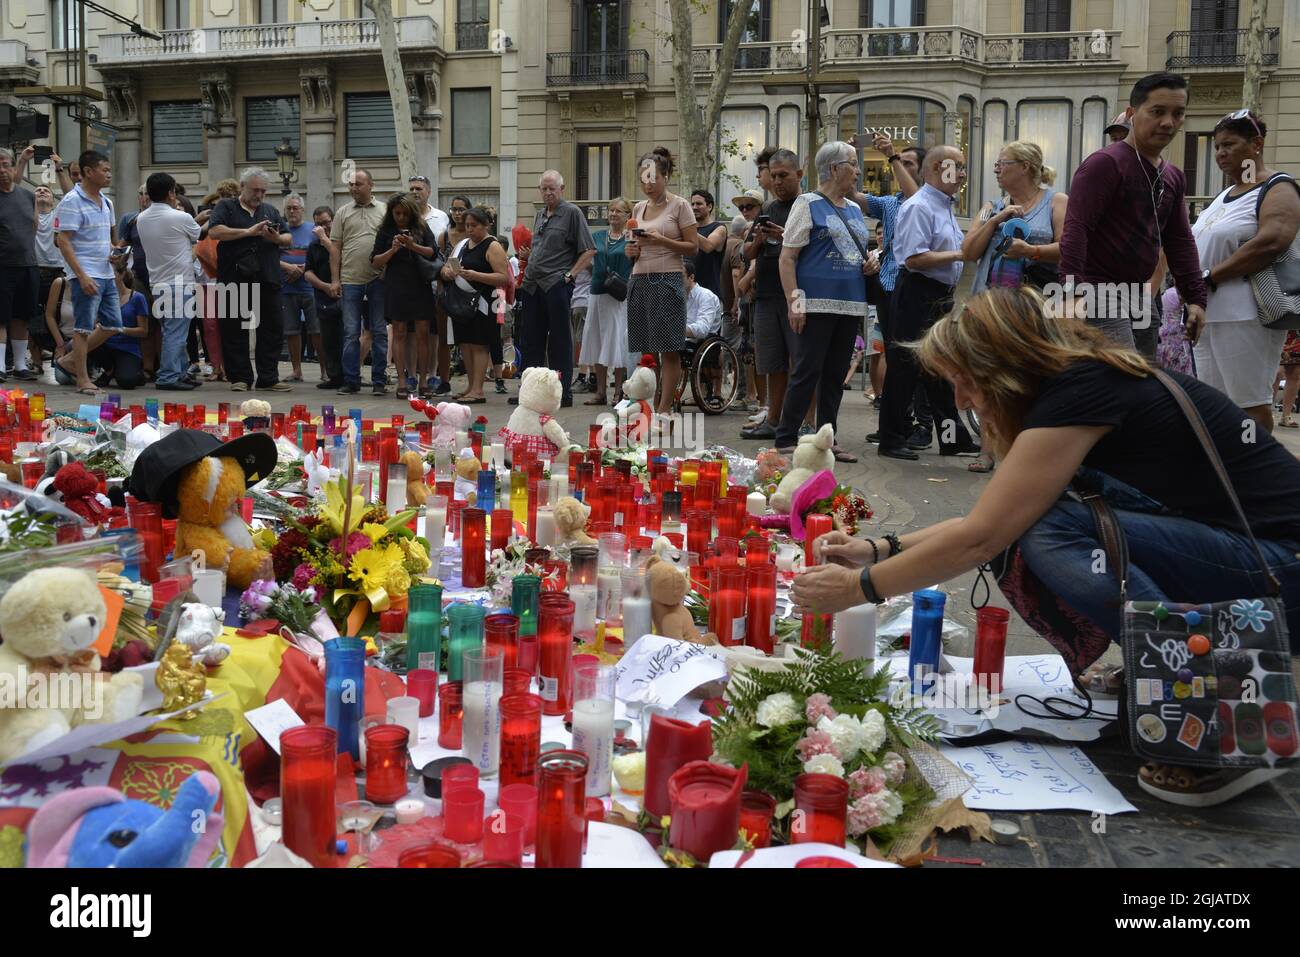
[
  {"left": 1202, "top": 268, "right": 1218, "bottom": 293},
  {"left": 859, "top": 566, "right": 885, "bottom": 605},
  {"left": 564, "top": 271, "right": 573, "bottom": 283}
]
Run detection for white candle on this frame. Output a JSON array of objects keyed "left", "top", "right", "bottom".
[
  {"left": 834, "top": 604, "right": 877, "bottom": 674},
  {"left": 456, "top": 430, "right": 469, "bottom": 450},
  {"left": 490, "top": 443, "right": 505, "bottom": 472},
  {"left": 552, "top": 475, "right": 568, "bottom": 500},
  {"left": 462, "top": 678, "right": 502, "bottom": 778},
  {"left": 395, "top": 798, "right": 426, "bottom": 825},
  {"left": 622, "top": 595, "right": 652, "bottom": 645},
  {"left": 572, "top": 697, "right": 614, "bottom": 797},
  {"left": 747, "top": 491, "right": 767, "bottom": 517},
  {"left": 571, "top": 584, "right": 598, "bottom": 637},
  {"left": 535, "top": 507, "right": 556, "bottom": 547},
  {"left": 386, "top": 696, "right": 420, "bottom": 742},
  {"left": 597, "top": 567, "right": 622, "bottom": 624},
  {"left": 425, "top": 504, "right": 447, "bottom": 548}
]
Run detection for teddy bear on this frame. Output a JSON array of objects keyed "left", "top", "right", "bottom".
[
  {"left": 431, "top": 401, "right": 474, "bottom": 450},
  {"left": 175, "top": 453, "right": 272, "bottom": 589},
  {"left": 497, "top": 367, "right": 572, "bottom": 462},
  {"left": 240, "top": 398, "right": 272, "bottom": 432},
  {"left": 48, "top": 462, "right": 111, "bottom": 525},
  {"left": 174, "top": 602, "right": 231, "bottom": 667},
  {"left": 553, "top": 495, "right": 595, "bottom": 547},
  {"left": 770, "top": 423, "right": 836, "bottom": 514},
  {"left": 454, "top": 447, "right": 480, "bottom": 504},
  {"left": 0, "top": 567, "right": 145, "bottom": 765},
  {"left": 401, "top": 450, "right": 429, "bottom": 507},
  {"left": 610, "top": 357, "right": 656, "bottom": 447},
  {"left": 645, "top": 555, "right": 717, "bottom": 646}
]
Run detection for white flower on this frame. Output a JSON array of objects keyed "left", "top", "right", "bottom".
[
  {"left": 755, "top": 692, "right": 801, "bottom": 728},
  {"left": 803, "top": 753, "right": 845, "bottom": 778},
  {"left": 874, "top": 788, "right": 905, "bottom": 826},
  {"left": 817, "top": 713, "right": 865, "bottom": 761},
  {"left": 859, "top": 708, "right": 887, "bottom": 756}
]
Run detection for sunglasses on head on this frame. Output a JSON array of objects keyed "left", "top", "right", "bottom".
[{"left": 1224, "top": 109, "right": 1263, "bottom": 138}]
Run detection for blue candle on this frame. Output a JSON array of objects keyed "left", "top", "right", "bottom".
[{"left": 908, "top": 590, "right": 946, "bottom": 695}]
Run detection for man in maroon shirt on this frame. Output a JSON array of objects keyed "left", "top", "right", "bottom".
[{"left": 1059, "top": 72, "right": 1207, "bottom": 355}]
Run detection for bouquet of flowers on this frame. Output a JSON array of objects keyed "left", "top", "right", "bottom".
[
  {"left": 239, "top": 580, "right": 324, "bottom": 633},
  {"left": 486, "top": 535, "right": 556, "bottom": 606},
  {"left": 712, "top": 651, "right": 940, "bottom": 852}
]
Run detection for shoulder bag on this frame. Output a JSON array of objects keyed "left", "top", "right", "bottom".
[
  {"left": 1082, "top": 369, "right": 1297, "bottom": 770},
  {"left": 815, "top": 191, "right": 874, "bottom": 300},
  {"left": 440, "top": 238, "right": 483, "bottom": 321},
  {"left": 1249, "top": 173, "right": 1300, "bottom": 329},
  {"left": 601, "top": 232, "right": 628, "bottom": 302}
]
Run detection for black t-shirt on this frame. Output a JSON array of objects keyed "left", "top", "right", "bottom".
[
  {"left": 694, "top": 221, "right": 725, "bottom": 297},
  {"left": 208, "top": 197, "right": 288, "bottom": 286},
  {"left": 1023, "top": 361, "right": 1300, "bottom": 541},
  {"left": 752, "top": 197, "right": 795, "bottom": 300},
  {"left": 0, "top": 186, "right": 36, "bottom": 266},
  {"left": 304, "top": 239, "right": 333, "bottom": 307}
]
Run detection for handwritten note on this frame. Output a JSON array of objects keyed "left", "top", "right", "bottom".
[
  {"left": 940, "top": 741, "right": 1136, "bottom": 815},
  {"left": 244, "top": 698, "right": 306, "bottom": 755},
  {"left": 614, "top": 634, "right": 729, "bottom": 709}
]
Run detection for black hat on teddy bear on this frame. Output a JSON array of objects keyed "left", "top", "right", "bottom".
[{"left": 127, "top": 429, "right": 277, "bottom": 518}]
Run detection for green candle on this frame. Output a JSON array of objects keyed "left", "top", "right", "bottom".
[
  {"left": 405, "top": 581, "right": 443, "bottom": 674},
  {"left": 512, "top": 574, "right": 541, "bottom": 637},
  {"left": 446, "top": 602, "right": 486, "bottom": 683}
]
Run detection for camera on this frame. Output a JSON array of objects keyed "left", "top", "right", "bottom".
[
  {"left": 755, "top": 215, "right": 772, "bottom": 227},
  {"left": 32, "top": 145, "right": 53, "bottom": 164}
]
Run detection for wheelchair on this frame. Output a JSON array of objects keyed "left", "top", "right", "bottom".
[{"left": 654, "top": 333, "right": 742, "bottom": 415}]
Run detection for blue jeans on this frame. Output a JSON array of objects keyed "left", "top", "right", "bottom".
[
  {"left": 341, "top": 279, "right": 385, "bottom": 386},
  {"left": 155, "top": 285, "right": 194, "bottom": 385},
  {"left": 1019, "top": 497, "right": 1300, "bottom": 650},
  {"left": 69, "top": 276, "right": 122, "bottom": 333}
]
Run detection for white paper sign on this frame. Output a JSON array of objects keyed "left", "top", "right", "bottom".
[
  {"left": 244, "top": 698, "right": 306, "bottom": 755},
  {"left": 614, "top": 634, "right": 729, "bottom": 710},
  {"left": 710, "top": 844, "right": 898, "bottom": 869},
  {"left": 11, "top": 694, "right": 222, "bottom": 766},
  {"left": 582, "top": 821, "right": 667, "bottom": 869},
  {"left": 940, "top": 741, "right": 1137, "bottom": 815}
]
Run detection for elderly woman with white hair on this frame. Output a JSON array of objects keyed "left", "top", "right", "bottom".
[{"left": 775, "top": 140, "right": 879, "bottom": 460}]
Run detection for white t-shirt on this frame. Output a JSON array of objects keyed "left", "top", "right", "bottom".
[
  {"left": 35, "top": 210, "right": 63, "bottom": 268},
  {"left": 423, "top": 205, "right": 450, "bottom": 241},
  {"left": 135, "top": 202, "right": 201, "bottom": 290}
]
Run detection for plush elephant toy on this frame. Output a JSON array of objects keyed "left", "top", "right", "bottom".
[{"left": 25, "top": 770, "right": 224, "bottom": 868}]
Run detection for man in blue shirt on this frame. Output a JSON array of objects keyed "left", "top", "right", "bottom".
[
  {"left": 279, "top": 194, "right": 321, "bottom": 383},
  {"left": 877, "top": 145, "right": 979, "bottom": 461}
]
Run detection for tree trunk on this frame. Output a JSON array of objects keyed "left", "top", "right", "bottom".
[
  {"left": 668, "top": 0, "right": 753, "bottom": 192},
  {"left": 1242, "top": 0, "right": 1268, "bottom": 113},
  {"left": 368, "top": 0, "right": 418, "bottom": 184}
]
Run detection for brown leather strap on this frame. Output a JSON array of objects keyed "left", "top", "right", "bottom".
[
  {"left": 1081, "top": 492, "right": 1129, "bottom": 604},
  {"left": 1151, "top": 369, "right": 1282, "bottom": 596}
]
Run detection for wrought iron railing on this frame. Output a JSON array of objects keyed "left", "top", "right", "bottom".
[
  {"left": 455, "top": 20, "right": 489, "bottom": 51},
  {"left": 1166, "top": 28, "right": 1280, "bottom": 70},
  {"left": 545, "top": 49, "right": 649, "bottom": 86}
]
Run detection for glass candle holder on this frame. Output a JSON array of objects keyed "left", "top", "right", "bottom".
[
  {"left": 407, "top": 669, "right": 438, "bottom": 717},
  {"left": 909, "top": 589, "right": 947, "bottom": 695},
  {"left": 478, "top": 469, "right": 497, "bottom": 511},
  {"left": 745, "top": 533, "right": 771, "bottom": 566},
  {"left": 405, "top": 581, "right": 443, "bottom": 674},
  {"left": 503, "top": 667, "right": 532, "bottom": 696},
  {"left": 442, "top": 786, "right": 486, "bottom": 844},
  {"left": 973, "top": 606, "right": 1010, "bottom": 694},
  {"left": 536, "top": 749, "right": 588, "bottom": 869},
  {"left": 442, "top": 763, "right": 479, "bottom": 796},
  {"left": 667, "top": 760, "right": 747, "bottom": 862},
  {"left": 484, "top": 613, "right": 520, "bottom": 671},
  {"left": 576, "top": 461, "right": 596, "bottom": 500},
  {"left": 801, "top": 513, "right": 836, "bottom": 653},
  {"left": 538, "top": 593, "right": 575, "bottom": 717},
  {"left": 541, "top": 558, "right": 568, "bottom": 593},
  {"left": 510, "top": 469, "right": 529, "bottom": 525},
  {"left": 498, "top": 783, "right": 539, "bottom": 847},
  {"left": 615, "top": 486, "right": 636, "bottom": 531},
  {"left": 398, "top": 843, "right": 462, "bottom": 868},
  {"left": 739, "top": 790, "right": 777, "bottom": 848},
  {"left": 437, "top": 681, "right": 464, "bottom": 750},
  {"left": 620, "top": 566, "right": 652, "bottom": 646},
  {"left": 127, "top": 500, "right": 164, "bottom": 584},
  {"left": 489, "top": 506, "right": 513, "bottom": 553},
  {"left": 745, "top": 562, "right": 778, "bottom": 655},
  {"left": 324, "top": 637, "right": 366, "bottom": 761},
  {"left": 363, "top": 724, "right": 410, "bottom": 805},
  {"left": 709, "top": 566, "right": 748, "bottom": 647},
  {"left": 686, "top": 509, "right": 709, "bottom": 563},
  {"left": 280, "top": 726, "right": 338, "bottom": 868},
  {"left": 572, "top": 663, "right": 616, "bottom": 797},
  {"left": 662, "top": 490, "right": 682, "bottom": 528},
  {"left": 792, "top": 773, "right": 849, "bottom": 847},
  {"left": 462, "top": 647, "right": 504, "bottom": 778},
  {"left": 570, "top": 545, "right": 598, "bottom": 587},
  {"left": 511, "top": 574, "right": 541, "bottom": 637},
  {"left": 643, "top": 714, "right": 714, "bottom": 820},
  {"left": 517, "top": 632, "right": 539, "bottom": 677},
  {"left": 483, "top": 810, "right": 525, "bottom": 866},
  {"left": 385, "top": 696, "right": 420, "bottom": 742},
  {"left": 446, "top": 602, "right": 485, "bottom": 683},
  {"left": 499, "top": 692, "right": 544, "bottom": 788},
  {"left": 570, "top": 584, "right": 598, "bottom": 641},
  {"left": 461, "top": 507, "right": 487, "bottom": 587}
]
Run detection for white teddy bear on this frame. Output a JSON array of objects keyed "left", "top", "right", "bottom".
[
  {"left": 174, "top": 603, "right": 231, "bottom": 667},
  {"left": 0, "top": 567, "right": 144, "bottom": 765},
  {"left": 609, "top": 360, "right": 656, "bottom": 448},
  {"left": 431, "top": 401, "right": 474, "bottom": 451},
  {"left": 498, "top": 367, "right": 573, "bottom": 461},
  {"left": 770, "top": 423, "right": 836, "bottom": 514}
]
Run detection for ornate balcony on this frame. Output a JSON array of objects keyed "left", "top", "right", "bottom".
[
  {"left": 1166, "top": 29, "right": 1280, "bottom": 71},
  {"left": 546, "top": 50, "right": 649, "bottom": 88},
  {"left": 455, "top": 20, "right": 490, "bottom": 51}
]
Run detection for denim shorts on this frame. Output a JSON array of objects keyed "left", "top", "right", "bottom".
[{"left": 69, "top": 276, "right": 123, "bottom": 333}]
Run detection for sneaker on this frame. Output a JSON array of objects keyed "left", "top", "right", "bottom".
[
  {"left": 230, "top": 382, "right": 249, "bottom": 392},
  {"left": 495, "top": 379, "right": 508, "bottom": 395},
  {"left": 157, "top": 380, "right": 198, "bottom": 391},
  {"left": 259, "top": 382, "right": 293, "bottom": 392},
  {"left": 434, "top": 380, "right": 451, "bottom": 396},
  {"left": 866, "top": 432, "right": 882, "bottom": 444},
  {"left": 11, "top": 369, "right": 37, "bottom": 381},
  {"left": 372, "top": 382, "right": 388, "bottom": 396},
  {"left": 572, "top": 377, "right": 591, "bottom": 394},
  {"left": 906, "top": 427, "right": 933, "bottom": 450},
  {"left": 337, "top": 383, "right": 361, "bottom": 395},
  {"left": 741, "top": 422, "right": 777, "bottom": 440},
  {"left": 939, "top": 440, "right": 982, "bottom": 457},
  {"left": 798, "top": 423, "right": 814, "bottom": 437},
  {"left": 746, "top": 408, "right": 769, "bottom": 426}
]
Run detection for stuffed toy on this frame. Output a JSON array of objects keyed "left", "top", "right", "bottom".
[
  {"left": 0, "top": 456, "right": 21, "bottom": 484},
  {"left": 240, "top": 398, "right": 272, "bottom": 432},
  {"left": 770, "top": 423, "right": 835, "bottom": 514},
  {"left": 431, "top": 401, "right": 473, "bottom": 450},
  {"left": 25, "top": 770, "right": 223, "bottom": 867},
  {"left": 454, "top": 447, "right": 480, "bottom": 504},
  {"left": 645, "top": 555, "right": 717, "bottom": 646},
  {"left": 553, "top": 495, "right": 595, "bottom": 546},
  {"left": 0, "top": 567, "right": 144, "bottom": 765},
  {"left": 401, "top": 450, "right": 429, "bottom": 507},
  {"left": 174, "top": 602, "right": 230, "bottom": 667},
  {"left": 156, "top": 641, "right": 207, "bottom": 716},
  {"left": 48, "top": 462, "right": 111, "bottom": 525},
  {"left": 611, "top": 356, "right": 656, "bottom": 447},
  {"left": 127, "top": 429, "right": 277, "bottom": 590},
  {"left": 498, "top": 367, "right": 571, "bottom": 461}
]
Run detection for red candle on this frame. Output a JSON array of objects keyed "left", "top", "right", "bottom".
[
  {"left": 503, "top": 668, "right": 532, "bottom": 695},
  {"left": 127, "top": 499, "right": 165, "bottom": 584},
  {"left": 20, "top": 459, "right": 43, "bottom": 490},
  {"left": 363, "top": 724, "right": 410, "bottom": 805},
  {"left": 272, "top": 411, "right": 286, "bottom": 439},
  {"left": 227, "top": 421, "right": 244, "bottom": 438},
  {"left": 437, "top": 681, "right": 464, "bottom": 749},
  {"left": 568, "top": 450, "right": 583, "bottom": 486},
  {"left": 974, "top": 606, "right": 1010, "bottom": 694},
  {"left": 791, "top": 773, "right": 849, "bottom": 847},
  {"left": 280, "top": 726, "right": 338, "bottom": 868},
  {"left": 517, "top": 633, "right": 539, "bottom": 676},
  {"left": 686, "top": 509, "right": 709, "bottom": 561},
  {"left": 537, "top": 594, "right": 575, "bottom": 717},
  {"left": 717, "top": 497, "right": 745, "bottom": 539},
  {"left": 745, "top": 562, "right": 777, "bottom": 654},
  {"left": 483, "top": 809, "right": 525, "bottom": 866},
  {"left": 615, "top": 486, "right": 636, "bottom": 531},
  {"left": 576, "top": 461, "right": 595, "bottom": 499},
  {"left": 796, "top": 855, "right": 856, "bottom": 867},
  {"left": 490, "top": 507, "right": 513, "bottom": 553},
  {"left": 678, "top": 482, "right": 695, "bottom": 510},
  {"left": 801, "top": 514, "right": 835, "bottom": 652},
  {"left": 407, "top": 669, "right": 438, "bottom": 717},
  {"left": 398, "top": 842, "right": 461, "bottom": 868},
  {"left": 695, "top": 479, "right": 716, "bottom": 507},
  {"left": 643, "top": 714, "right": 713, "bottom": 820},
  {"left": 644, "top": 499, "right": 661, "bottom": 534},
  {"left": 739, "top": 790, "right": 776, "bottom": 848},
  {"left": 713, "top": 535, "right": 740, "bottom": 565},
  {"left": 709, "top": 566, "right": 747, "bottom": 647},
  {"left": 667, "top": 761, "right": 747, "bottom": 862},
  {"left": 498, "top": 783, "right": 539, "bottom": 847},
  {"left": 443, "top": 786, "right": 485, "bottom": 843},
  {"left": 484, "top": 613, "right": 520, "bottom": 670},
  {"left": 499, "top": 692, "right": 543, "bottom": 788},
  {"left": 461, "top": 507, "right": 486, "bottom": 586},
  {"left": 536, "top": 749, "right": 588, "bottom": 868},
  {"left": 541, "top": 558, "right": 568, "bottom": 592},
  {"left": 435, "top": 479, "right": 454, "bottom": 503},
  {"left": 301, "top": 424, "right": 318, "bottom": 454},
  {"left": 745, "top": 533, "right": 771, "bottom": 566},
  {"left": 587, "top": 422, "right": 602, "bottom": 449}
]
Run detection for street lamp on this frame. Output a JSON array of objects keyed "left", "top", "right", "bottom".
[{"left": 274, "top": 137, "right": 298, "bottom": 196}]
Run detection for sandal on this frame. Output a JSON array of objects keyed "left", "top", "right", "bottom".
[
  {"left": 396, "top": 387, "right": 410, "bottom": 400},
  {"left": 1137, "top": 762, "right": 1285, "bottom": 807},
  {"left": 967, "top": 459, "right": 995, "bottom": 474},
  {"left": 1281, "top": 416, "right": 1299, "bottom": 428},
  {"left": 832, "top": 446, "right": 858, "bottom": 464},
  {"left": 462, "top": 396, "right": 487, "bottom": 404},
  {"left": 584, "top": 396, "right": 607, "bottom": 406}
]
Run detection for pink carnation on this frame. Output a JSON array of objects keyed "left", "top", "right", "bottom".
[
  {"left": 881, "top": 751, "right": 907, "bottom": 787},
  {"left": 330, "top": 531, "right": 373, "bottom": 561},
  {"left": 847, "top": 766, "right": 887, "bottom": 800},
  {"left": 804, "top": 692, "right": 837, "bottom": 725},
  {"left": 795, "top": 728, "right": 839, "bottom": 764},
  {"left": 292, "top": 562, "right": 319, "bottom": 592},
  {"left": 847, "top": 795, "right": 883, "bottom": 836}
]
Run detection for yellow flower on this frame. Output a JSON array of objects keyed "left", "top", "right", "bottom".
[
  {"left": 402, "top": 538, "right": 430, "bottom": 575},
  {"left": 251, "top": 528, "right": 277, "bottom": 551},
  {"left": 321, "top": 477, "right": 368, "bottom": 537},
  {"left": 360, "top": 522, "right": 389, "bottom": 545},
  {"left": 386, "top": 564, "right": 411, "bottom": 599}
]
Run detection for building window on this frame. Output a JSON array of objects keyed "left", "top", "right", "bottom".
[
  {"left": 840, "top": 96, "right": 941, "bottom": 202},
  {"left": 456, "top": 0, "right": 490, "bottom": 49},
  {"left": 721, "top": 0, "right": 771, "bottom": 70},
  {"left": 956, "top": 96, "right": 974, "bottom": 217},
  {"left": 160, "top": 0, "right": 189, "bottom": 31},
  {"left": 1081, "top": 98, "right": 1107, "bottom": 159},
  {"left": 777, "top": 105, "right": 800, "bottom": 154},
  {"left": 345, "top": 93, "right": 396, "bottom": 158},
  {"left": 577, "top": 143, "right": 621, "bottom": 202},
  {"left": 859, "top": 0, "right": 925, "bottom": 55},
  {"left": 258, "top": 0, "right": 287, "bottom": 22},
  {"left": 152, "top": 101, "right": 204, "bottom": 165},
  {"left": 451, "top": 88, "right": 492, "bottom": 155},
  {"left": 355, "top": 0, "right": 374, "bottom": 18},
  {"left": 1023, "top": 0, "right": 1070, "bottom": 60},
  {"left": 1016, "top": 100, "right": 1071, "bottom": 188},
  {"left": 1184, "top": 132, "right": 1228, "bottom": 198},
  {"left": 246, "top": 96, "right": 300, "bottom": 161},
  {"left": 50, "top": 0, "right": 81, "bottom": 49},
  {"left": 1190, "top": 0, "right": 1240, "bottom": 60},
  {"left": 718, "top": 107, "right": 768, "bottom": 198},
  {"left": 981, "top": 101, "right": 1007, "bottom": 211}
]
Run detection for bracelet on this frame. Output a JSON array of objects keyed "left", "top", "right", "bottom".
[
  {"left": 867, "top": 538, "right": 880, "bottom": 564},
  {"left": 883, "top": 533, "right": 902, "bottom": 557},
  {"left": 859, "top": 566, "right": 884, "bottom": 604},
  {"left": 887, "top": 154, "right": 902, "bottom": 163},
  {"left": 1027, "top": 245, "right": 1042, "bottom": 261}
]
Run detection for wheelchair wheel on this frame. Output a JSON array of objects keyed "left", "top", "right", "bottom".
[
  {"left": 964, "top": 408, "right": 981, "bottom": 439},
  {"left": 689, "top": 337, "right": 740, "bottom": 415}
]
